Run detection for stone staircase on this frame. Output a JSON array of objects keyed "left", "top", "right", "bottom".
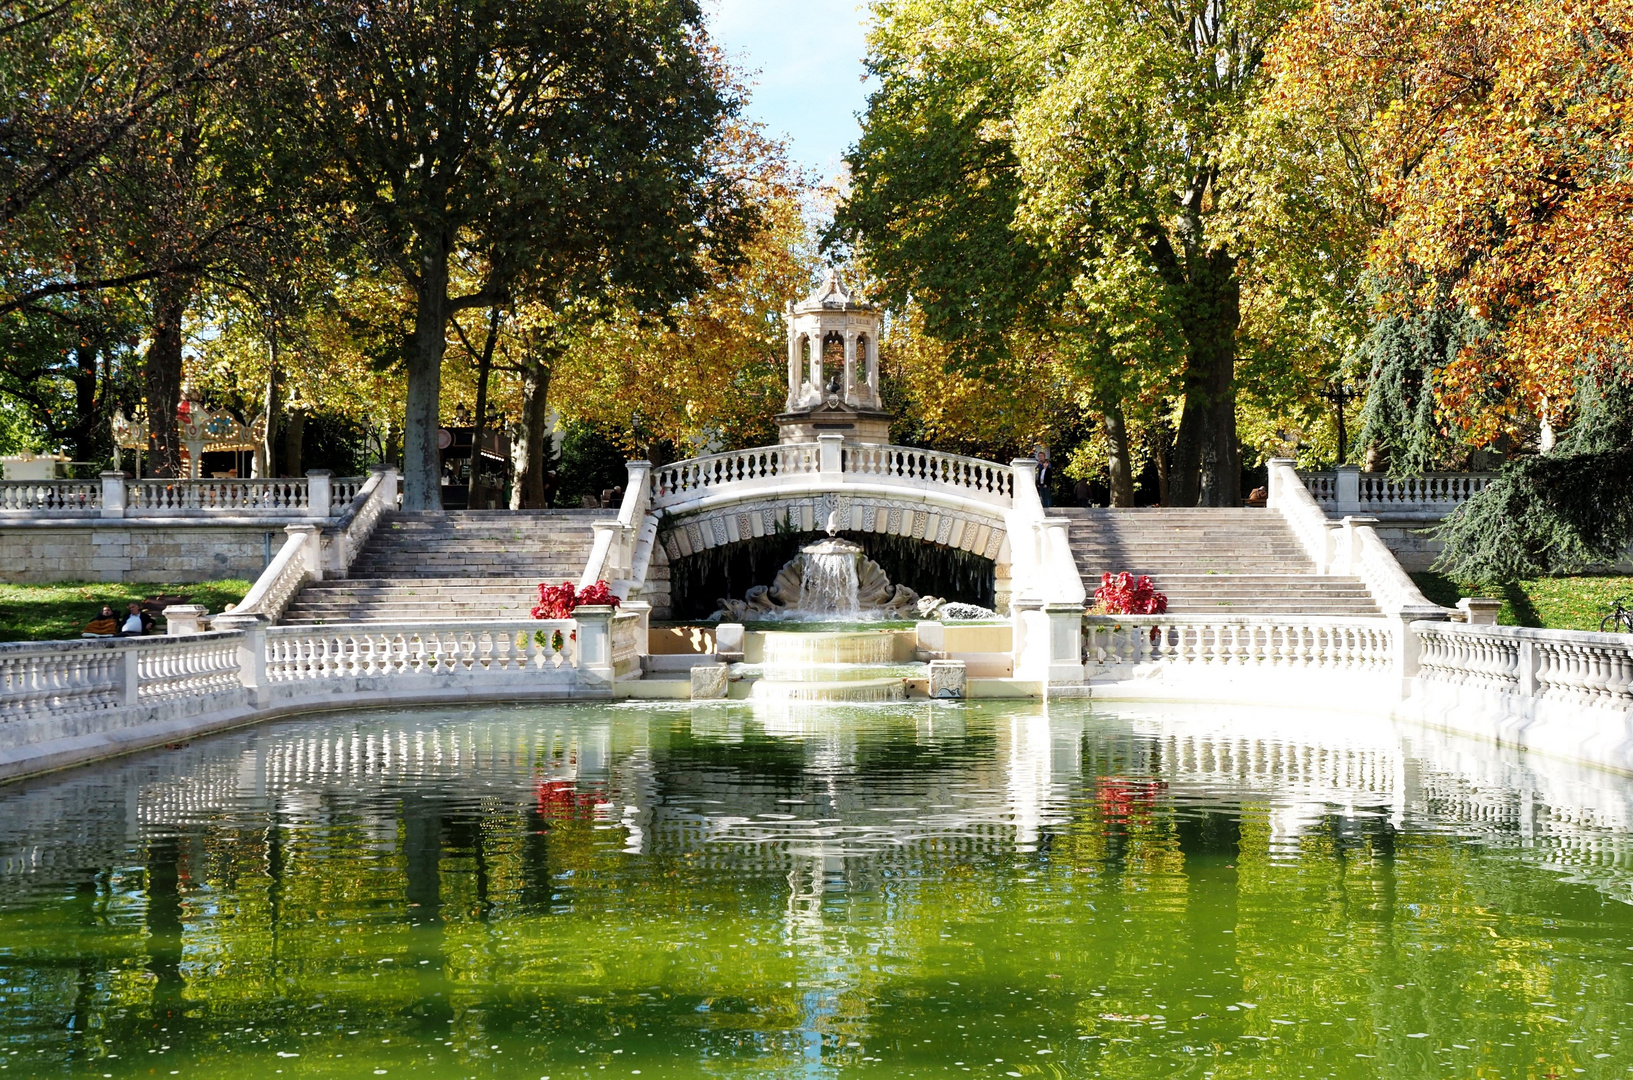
[
  {"left": 1060, "top": 508, "right": 1380, "bottom": 617},
  {"left": 279, "top": 510, "right": 600, "bottom": 625}
]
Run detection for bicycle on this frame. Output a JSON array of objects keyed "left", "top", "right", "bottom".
[{"left": 1601, "top": 596, "right": 1633, "bottom": 634}]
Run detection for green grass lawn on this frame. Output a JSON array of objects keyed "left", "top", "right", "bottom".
[
  {"left": 1411, "top": 571, "right": 1633, "bottom": 632},
  {"left": 0, "top": 581, "right": 252, "bottom": 643}
]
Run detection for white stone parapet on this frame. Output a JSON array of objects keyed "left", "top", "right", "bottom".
[
  {"left": 1297, "top": 468, "right": 1498, "bottom": 515},
  {"left": 0, "top": 472, "right": 366, "bottom": 521},
  {"left": 0, "top": 612, "right": 640, "bottom": 782},
  {"left": 649, "top": 443, "right": 1015, "bottom": 513}
]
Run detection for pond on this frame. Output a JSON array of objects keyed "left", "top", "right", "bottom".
[{"left": 1, "top": 699, "right": 1631, "bottom": 1079}]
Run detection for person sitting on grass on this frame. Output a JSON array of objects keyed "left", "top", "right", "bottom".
[
  {"left": 83, "top": 605, "right": 120, "bottom": 637},
  {"left": 118, "top": 602, "right": 154, "bottom": 636}
]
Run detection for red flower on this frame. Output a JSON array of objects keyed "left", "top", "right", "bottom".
[
  {"left": 530, "top": 581, "right": 622, "bottom": 620},
  {"left": 1094, "top": 572, "right": 1168, "bottom": 616}
]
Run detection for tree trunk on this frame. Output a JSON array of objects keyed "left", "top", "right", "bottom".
[
  {"left": 1170, "top": 248, "right": 1241, "bottom": 507},
  {"left": 1104, "top": 402, "right": 1135, "bottom": 508},
  {"left": 69, "top": 345, "right": 101, "bottom": 464},
  {"left": 1153, "top": 418, "right": 1172, "bottom": 507},
  {"left": 261, "top": 320, "right": 281, "bottom": 479},
  {"left": 283, "top": 410, "right": 305, "bottom": 478},
  {"left": 511, "top": 353, "right": 552, "bottom": 510},
  {"left": 467, "top": 306, "right": 501, "bottom": 510},
  {"left": 403, "top": 234, "right": 451, "bottom": 511},
  {"left": 143, "top": 277, "right": 191, "bottom": 479}
]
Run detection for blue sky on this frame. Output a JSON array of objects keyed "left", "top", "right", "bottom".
[{"left": 707, "top": 0, "right": 875, "bottom": 179}]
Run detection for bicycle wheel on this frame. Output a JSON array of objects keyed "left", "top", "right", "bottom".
[{"left": 1603, "top": 613, "right": 1621, "bottom": 634}]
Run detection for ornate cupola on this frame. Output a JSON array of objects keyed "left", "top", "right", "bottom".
[{"left": 776, "top": 269, "right": 892, "bottom": 445}]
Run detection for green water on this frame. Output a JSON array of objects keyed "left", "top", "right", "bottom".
[{"left": 2, "top": 699, "right": 1633, "bottom": 1079}]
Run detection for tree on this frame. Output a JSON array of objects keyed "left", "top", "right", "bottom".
[
  {"left": 292, "top": 0, "right": 756, "bottom": 510},
  {"left": 836, "top": 0, "right": 1302, "bottom": 507}
]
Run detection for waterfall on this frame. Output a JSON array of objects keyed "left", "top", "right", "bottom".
[{"left": 798, "top": 545, "right": 861, "bottom": 617}]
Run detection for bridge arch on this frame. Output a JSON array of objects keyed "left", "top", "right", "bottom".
[{"left": 627, "top": 443, "right": 1022, "bottom": 618}]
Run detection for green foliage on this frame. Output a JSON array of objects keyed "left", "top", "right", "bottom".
[
  {"left": 1412, "top": 571, "right": 1633, "bottom": 632},
  {"left": 1434, "top": 368, "right": 1633, "bottom": 582},
  {"left": 551, "top": 421, "right": 629, "bottom": 509},
  {"left": 1355, "top": 288, "right": 1488, "bottom": 474}
]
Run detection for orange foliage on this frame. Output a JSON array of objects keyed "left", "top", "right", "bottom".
[{"left": 1267, "top": 0, "right": 1633, "bottom": 444}]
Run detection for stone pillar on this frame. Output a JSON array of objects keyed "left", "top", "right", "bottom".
[
  {"left": 162, "top": 605, "right": 210, "bottom": 636},
  {"left": 1457, "top": 597, "right": 1502, "bottom": 625},
  {"left": 818, "top": 433, "right": 844, "bottom": 476},
  {"left": 99, "top": 471, "right": 127, "bottom": 519},
  {"left": 865, "top": 335, "right": 880, "bottom": 407},
  {"left": 809, "top": 331, "right": 823, "bottom": 390},
  {"left": 1392, "top": 605, "right": 1449, "bottom": 701},
  {"left": 1010, "top": 595, "right": 1047, "bottom": 683},
  {"left": 787, "top": 320, "right": 801, "bottom": 407},
  {"left": 843, "top": 331, "right": 857, "bottom": 402},
  {"left": 306, "top": 469, "right": 333, "bottom": 517},
  {"left": 214, "top": 612, "right": 269, "bottom": 707},
  {"left": 1334, "top": 464, "right": 1362, "bottom": 514},
  {"left": 574, "top": 605, "right": 616, "bottom": 687},
  {"left": 1265, "top": 458, "right": 1294, "bottom": 508},
  {"left": 121, "top": 645, "right": 141, "bottom": 707},
  {"left": 286, "top": 522, "right": 324, "bottom": 581},
  {"left": 380, "top": 466, "right": 400, "bottom": 508},
  {"left": 1044, "top": 602, "right": 1086, "bottom": 685}
]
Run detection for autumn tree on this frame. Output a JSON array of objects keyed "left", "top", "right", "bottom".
[
  {"left": 837, "top": 0, "right": 1302, "bottom": 507},
  {"left": 291, "top": 0, "right": 756, "bottom": 510}
]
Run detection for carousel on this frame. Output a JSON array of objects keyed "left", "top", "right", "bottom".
[{"left": 112, "top": 383, "right": 267, "bottom": 479}]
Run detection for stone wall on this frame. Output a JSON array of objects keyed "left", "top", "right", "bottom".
[{"left": 0, "top": 521, "right": 279, "bottom": 583}]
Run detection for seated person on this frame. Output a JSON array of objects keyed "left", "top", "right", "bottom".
[
  {"left": 83, "top": 605, "right": 120, "bottom": 637},
  {"left": 118, "top": 602, "right": 155, "bottom": 636}
]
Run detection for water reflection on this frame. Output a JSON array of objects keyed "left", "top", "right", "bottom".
[{"left": 0, "top": 699, "right": 1630, "bottom": 1078}]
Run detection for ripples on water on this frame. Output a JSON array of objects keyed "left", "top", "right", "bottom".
[{"left": 1, "top": 699, "right": 1632, "bottom": 1078}]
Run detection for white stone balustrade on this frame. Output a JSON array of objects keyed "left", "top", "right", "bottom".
[
  {"left": 1299, "top": 468, "right": 1498, "bottom": 514},
  {"left": 264, "top": 621, "right": 581, "bottom": 681},
  {"left": 1, "top": 632, "right": 244, "bottom": 722},
  {"left": 0, "top": 479, "right": 103, "bottom": 515},
  {"left": 649, "top": 443, "right": 1015, "bottom": 513},
  {"left": 0, "top": 472, "right": 368, "bottom": 520},
  {"left": 1416, "top": 622, "right": 1633, "bottom": 710},
  {"left": 1084, "top": 615, "right": 1397, "bottom": 675}
]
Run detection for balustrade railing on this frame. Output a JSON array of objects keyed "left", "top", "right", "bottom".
[
  {"left": 264, "top": 621, "right": 580, "bottom": 682},
  {"left": 844, "top": 446, "right": 1015, "bottom": 504},
  {"left": 128, "top": 477, "right": 312, "bottom": 514},
  {"left": 0, "top": 480, "right": 101, "bottom": 515},
  {"left": 1415, "top": 622, "right": 1633, "bottom": 711},
  {"left": 649, "top": 443, "right": 1016, "bottom": 511},
  {"left": 652, "top": 445, "right": 819, "bottom": 506},
  {"left": 1084, "top": 615, "right": 1397, "bottom": 674},
  {"left": 1, "top": 633, "right": 246, "bottom": 720},
  {"left": 1299, "top": 471, "right": 1498, "bottom": 513}
]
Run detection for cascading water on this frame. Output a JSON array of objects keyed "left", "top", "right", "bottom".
[
  {"left": 748, "top": 629, "right": 912, "bottom": 703},
  {"left": 798, "top": 537, "right": 863, "bottom": 618}
]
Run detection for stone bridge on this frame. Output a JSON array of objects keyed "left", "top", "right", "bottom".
[{"left": 582, "top": 433, "right": 1086, "bottom": 623}]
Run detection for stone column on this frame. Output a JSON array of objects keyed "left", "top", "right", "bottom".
[
  {"left": 306, "top": 469, "right": 333, "bottom": 517},
  {"left": 162, "top": 605, "right": 210, "bottom": 635},
  {"left": 843, "top": 331, "right": 858, "bottom": 403},
  {"left": 818, "top": 433, "right": 844, "bottom": 476},
  {"left": 1043, "top": 603, "right": 1086, "bottom": 685},
  {"left": 810, "top": 331, "right": 824, "bottom": 391},
  {"left": 1334, "top": 464, "right": 1362, "bottom": 514},
  {"left": 214, "top": 612, "right": 269, "bottom": 708},
  {"left": 1265, "top": 458, "right": 1294, "bottom": 508},
  {"left": 99, "top": 471, "right": 127, "bottom": 519},
  {"left": 574, "top": 605, "right": 616, "bottom": 689},
  {"left": 787, "top": 322, "right": 801, "bottom": 407},
  {"left": 865, "top": 335, "right": 880, "bottom": 407}
]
